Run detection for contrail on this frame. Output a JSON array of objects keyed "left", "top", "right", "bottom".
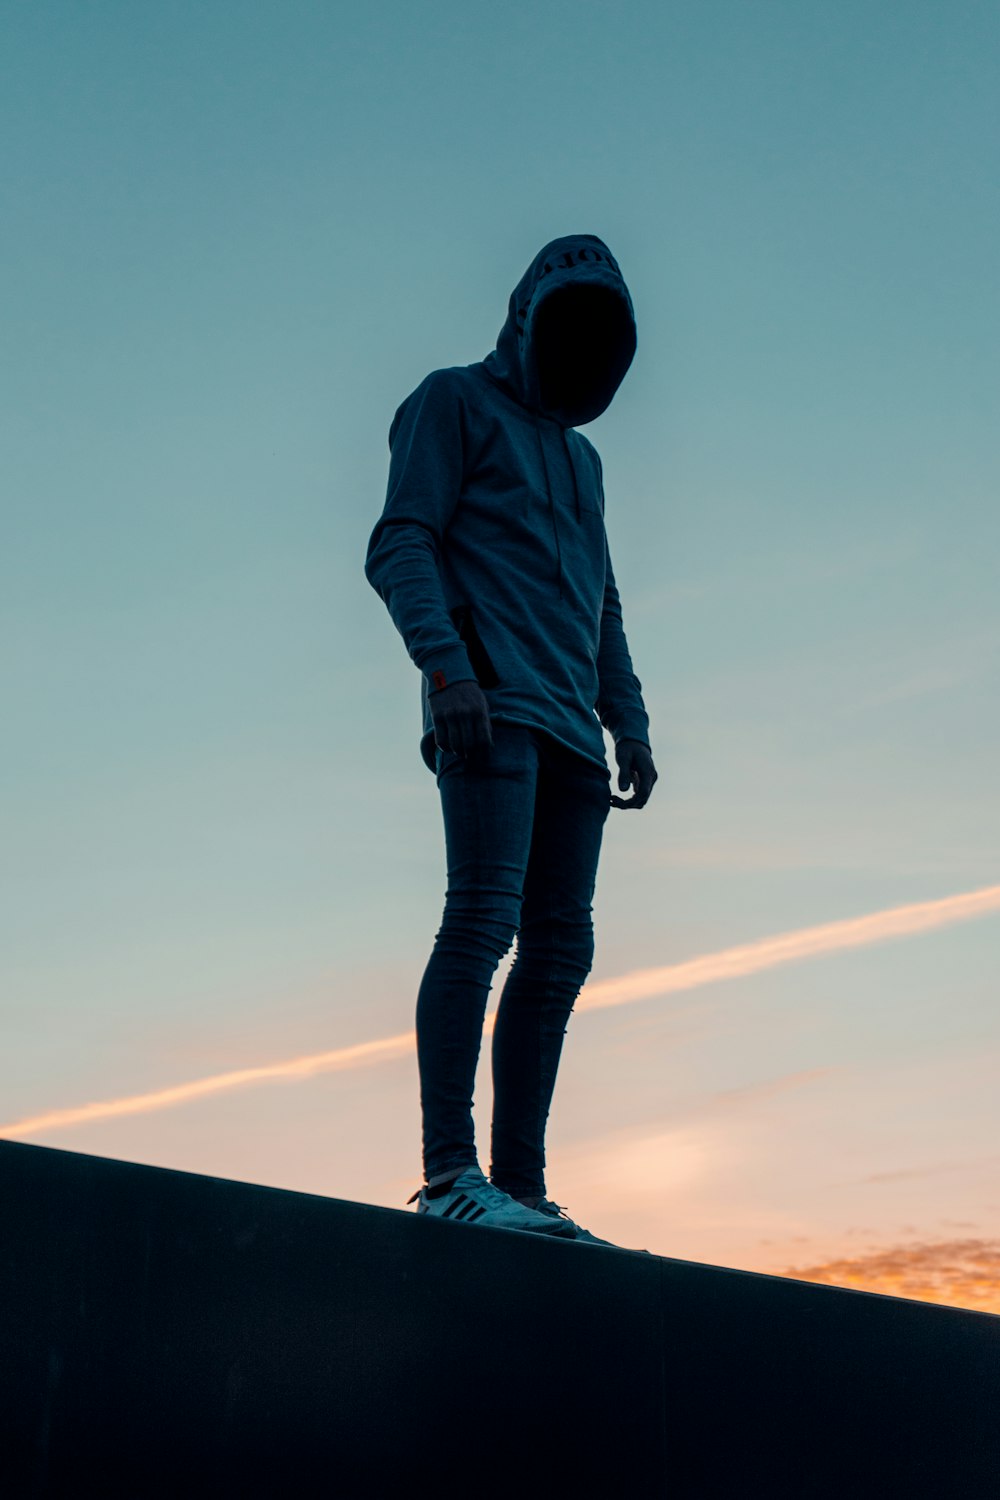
[
  {"left": 575, "top": 882, "right": 1000, "bottom": 1011},
  {"left": 3, "top": 883, "right": 998, "bottom": 1140}
]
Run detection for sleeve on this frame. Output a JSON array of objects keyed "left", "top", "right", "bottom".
[
  {"left": 592, "top": 453, "right": 652, "bottom": 749},
  {"left": 364, "top": 370, "right": 478, "bottom": 693}
]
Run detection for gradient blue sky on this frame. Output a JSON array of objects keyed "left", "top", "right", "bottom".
[{"left": 2, "top": 1, "right": 998, "bottom": 1309}]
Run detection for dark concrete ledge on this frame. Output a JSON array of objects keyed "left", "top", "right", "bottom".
[{"left": 1, "top": 1139, "right": 997, "bottom": 1497}]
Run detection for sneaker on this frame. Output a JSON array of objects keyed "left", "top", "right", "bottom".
[
  {"left": 531, "top": 1197, "right": 654, "bottom": 1253},
  {"left": 406, "top": 1166, "right": 576, "bottom": 1238}
]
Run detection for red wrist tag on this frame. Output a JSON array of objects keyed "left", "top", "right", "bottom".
[{"left": 431, "top": 670, "right": 447, "bottom": 690}]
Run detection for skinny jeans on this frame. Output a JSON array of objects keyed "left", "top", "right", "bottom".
[{"left": 417, "top": 721, "right": 612, "bottom": 1199}]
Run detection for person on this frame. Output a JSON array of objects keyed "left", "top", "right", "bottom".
[{"left": 364, "top": 233, "right": 658, "bottom": 1245}]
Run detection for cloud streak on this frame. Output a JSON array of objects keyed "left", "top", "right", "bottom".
[
  {"left": 3, "top": 883, "right": 998, "bottom": 1140},
  {"left": 575, "top": 882, "right": 1000, "bottom": 1012}
]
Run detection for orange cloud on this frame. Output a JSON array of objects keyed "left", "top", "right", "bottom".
[
  {"left": 2, "top": 883, "right": 998, "bottom": 1140},
  {"left": 778, "top": 1236, "right": 1000, "bottom": 1316}
]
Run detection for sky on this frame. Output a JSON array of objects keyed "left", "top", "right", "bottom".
[{"left": 2, "top": 1, "right": 998, "bottom": 1315}]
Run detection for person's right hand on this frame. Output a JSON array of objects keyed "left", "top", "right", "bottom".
[{"left": 429, "top": 679, "right": 494, "bottom": 757}]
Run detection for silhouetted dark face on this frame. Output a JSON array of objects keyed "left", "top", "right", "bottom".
[{"left": 532, "top": 283, "right": 634, "bottom": 421}]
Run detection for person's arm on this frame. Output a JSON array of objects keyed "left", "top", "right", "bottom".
[
  {"left": 595, "top": 533, "right": 651, "bottom": 749},
  {"left": 364, "top": 371, "right": 477, "bottom": 693},
  {"left": 589, "top": 447, "right": 651, "bottom": 750}
]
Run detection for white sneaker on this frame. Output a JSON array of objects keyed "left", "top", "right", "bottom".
[{"left": 407, "top": 1166, "right": 576, "bottom": 1237}]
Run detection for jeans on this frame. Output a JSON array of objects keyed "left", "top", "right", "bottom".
[{"left": 417, "top": 721, "right": 612, "bottom": 1199}]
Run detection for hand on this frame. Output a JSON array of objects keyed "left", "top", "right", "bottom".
[
  {"left": 429, "top": 679, "right": 494, "bottom": 757},
  {"left": 610, "top": 739, "right": 658, "bottom": 810}
]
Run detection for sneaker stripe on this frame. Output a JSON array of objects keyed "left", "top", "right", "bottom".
[
  {"left": 450, "top": 1194, "right": 482, "bottom": 1221},
  {"left": 439, "top": 1191, "right": 489, "bottom": 1222}
]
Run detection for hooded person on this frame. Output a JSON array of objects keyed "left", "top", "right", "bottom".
[{"left": 364, "top": 232, "right": 653, "bottom": 789}]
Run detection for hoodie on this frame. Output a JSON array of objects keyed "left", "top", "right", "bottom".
[{"left": 364, "top": 232, "right": 651, "bottom": 776}]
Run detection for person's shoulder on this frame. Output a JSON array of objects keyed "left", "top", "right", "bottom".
[
  {"left": 568, "top": 428, "right": 601, "bottom": 463},
  {"left": 566, "top": 427, "right": 604, "bottom": 480},
  {"left": 389, "top": 365, "right": 461, "bottom": 432},
  {"left": 397, "top": 365, "right": 482, "bottom": 415},
  {"left": 420, "top": 363, "right": 498, "bottom": 425},
  {"left": 388, "top": 365, "right": 487, "bottom": 445},
  {"left": 438, "top": 364, "right": 500, "bottom": 416},
  {"left": 416, "top": 364, "right": 479, "bottom": 394}
]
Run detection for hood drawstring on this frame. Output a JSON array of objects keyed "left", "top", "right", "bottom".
[{"left": 533, "top": 412, "right": 581, "bottom": 603}]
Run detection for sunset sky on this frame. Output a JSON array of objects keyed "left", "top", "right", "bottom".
[{"left": 2, "top": 2, "right": 998, "bottom": 1314}]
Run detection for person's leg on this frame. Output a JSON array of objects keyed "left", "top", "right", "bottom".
[
  {"left": 489, "top": 734, "right": 612, "bottom": 1202},
  {"left": 416, "top": 724, "right": 540, "bottom": 1188}
]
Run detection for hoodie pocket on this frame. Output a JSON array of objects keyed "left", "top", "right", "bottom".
[{"left": 450, "top": 604, "right": 500, "bottom": 689}]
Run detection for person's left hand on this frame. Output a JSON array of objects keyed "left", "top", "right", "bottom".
[{"left": 610, "top": 739, "right": 658, "bottom": 810}]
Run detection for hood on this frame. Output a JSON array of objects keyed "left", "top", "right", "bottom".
[{"left": 482, "top": 233, "right": 637, "bottom": 428}]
